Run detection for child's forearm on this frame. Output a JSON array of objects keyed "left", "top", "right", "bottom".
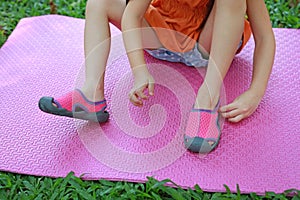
[
  {"left": 122, "top": 17, "right": 148, "bottom": 73},
  {"left": 246, "top": 0, "right": 276, "bottom": 98},
  {"left": 249, "top": 33, "right": 276, "bottom": 97},
  {"left": 121, "top": 2, "right": 151, "bottom": 75}
]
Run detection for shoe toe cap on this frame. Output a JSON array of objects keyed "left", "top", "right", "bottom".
[{"left": 184, "top": 135, "right": 214, "bottom": 154}]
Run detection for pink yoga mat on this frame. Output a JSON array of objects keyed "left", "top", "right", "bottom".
[{"left": 0, "top": 15, "right": 299, "bottom": 194}]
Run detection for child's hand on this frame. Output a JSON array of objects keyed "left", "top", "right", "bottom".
[
  {"left": 129, "top": 67, "right": 155, "bottom": 107},
  {"left": 219, "top": 89, "right": 263, "bottom": 123}
]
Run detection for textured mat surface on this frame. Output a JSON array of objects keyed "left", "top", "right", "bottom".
[{"left": 0, "top": 15, "right": 299, "bottom": 194}]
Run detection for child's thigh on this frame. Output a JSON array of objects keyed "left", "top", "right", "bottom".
[
  {"left": 86, "top": 0, "right": 126, "bottom": 29},
  {"left": 86, "top": 0, "right": 162, "bottom": 49},
  {"left": 198, "top": 0, "right": 246, "bottom": 55},
  {"left": 141, "top": 20, "right": 163, "bottom": 49},
  {"left": 197, "top": 0, "right": 216, "bottom": 55}
]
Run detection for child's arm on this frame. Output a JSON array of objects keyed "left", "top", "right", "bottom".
[
  {"left": 122, "top": 0, "right": 154, "bottom": 107},
  {"left": 220, "top": 0, "right": 275, "bottom": 122},
  {"left": 246, "top": 0, "right": 275, "bottom": 96}
]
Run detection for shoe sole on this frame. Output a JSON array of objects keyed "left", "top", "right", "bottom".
[{"left": 38, "top": 97, "right": 109, "bottom": 123}]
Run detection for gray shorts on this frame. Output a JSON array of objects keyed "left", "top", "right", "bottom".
[{"left": 145, "top": 40, "right": 242, "bottom": 67}]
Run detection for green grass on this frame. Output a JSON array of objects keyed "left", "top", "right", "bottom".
[
  {"left": 0, "top": 172, "right": 299, "bottom": 199},
  {"left": 0, "top": 0, "right": 300, "bottom": 199}
]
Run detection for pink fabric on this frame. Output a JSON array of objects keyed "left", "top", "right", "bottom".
[
  {"left": 185, "top": 111, "right": 219, "bottom": 139},
  {"left": 55, "top": 90, "right": 106, "bottom": 112},
  {"left": 0, "top": 15, "right": 299, "bottom": 195}
]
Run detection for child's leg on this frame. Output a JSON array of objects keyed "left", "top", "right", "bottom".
[
  {"left": 80, "top": 0, "right": 126, "bottom": 102},
  {"left": 184, "top": 0, "right": 247, "bottom": 153},
  {"left": 42, "top": 0, "right": 163, "bottom": 121},
  {"left": 195, "top": 0, "right": 246, "bottom": 109},
  {"left": 80, "top": 0, "right": 162, "bottom": 102}
]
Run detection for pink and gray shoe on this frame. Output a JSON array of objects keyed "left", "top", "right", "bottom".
[
  {"left": 38, "top": 89, "right": 109, "bottom": 122},
  {"left": 184, "top": 100, "right": 221, "bottom": 154}
]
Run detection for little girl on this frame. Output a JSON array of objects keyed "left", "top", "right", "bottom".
[{"left": 39, "top": 0, "right": 275, "bottom": 154}]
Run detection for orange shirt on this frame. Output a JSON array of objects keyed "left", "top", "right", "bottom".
[
  {"left": 144, "top": 0, "right": 212, "bottom": 52},
  {"left": 144, "top": 0, "right": 252, "bottom": 53}
]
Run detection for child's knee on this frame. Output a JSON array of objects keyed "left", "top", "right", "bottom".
[
  {"left": 86, "top": 0, "right": 108, "bottom": 14},
  {"left": 216, "top": 0, "right": 246, "bottom": 14}
]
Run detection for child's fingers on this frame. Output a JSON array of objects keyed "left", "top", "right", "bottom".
[
  {"left": 129, "top": 91, "right": 143, "bottom": 106},
  {"left": 228, "top": 114, "right": 244, "bottom": 123},
  {"left": 131, "top": 96, "right": 143, "bottom": 107},
  {"left": 221, "top": 108, "right": 240, "bottom": 118},
  {"left": 136, "top": 90, "right": 148, "bottom": 100},
  {"left": 219, "top": 102, "right": 237, "bottom": 113},
  {"left": 148, "top": 81, "right": 155, "bottom": 96}
]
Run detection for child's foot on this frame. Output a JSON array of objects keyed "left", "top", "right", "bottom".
[
  {"left": 38, "top": 89, "right": 109, "bottom": 122},
  {"left": 184, "top": 99, "right": 221, "bottom": 154},
  {"left": 52, "top": 88, "right": 105, "bottom": 107}
]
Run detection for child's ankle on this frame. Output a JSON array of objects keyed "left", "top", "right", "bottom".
[
  {"left": 194, "top": 89, "right": 219, "bottom": 110},
  {"left": 80, "top": 86, "right": 105, "bottom": 102}
]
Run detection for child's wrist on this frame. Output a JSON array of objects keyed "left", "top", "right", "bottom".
[
  {"left": 132, "top": 64, "right": 149, "bottom": 77},
  {"left": 248, "top": 86, "right": 265, "bottom": 99}
]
